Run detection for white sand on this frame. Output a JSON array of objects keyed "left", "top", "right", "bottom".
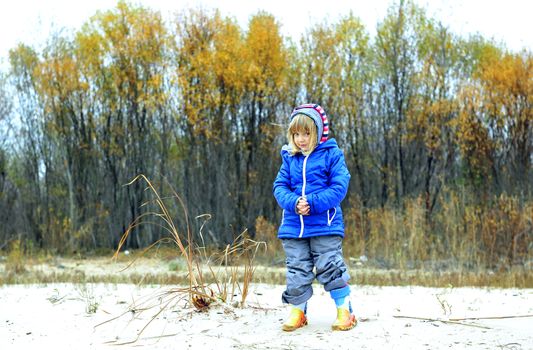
[{"left": 1, "top": 283, "right": 532, "bottom": 350}]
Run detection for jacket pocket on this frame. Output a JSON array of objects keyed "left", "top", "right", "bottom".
[{"left": 326, "top": 208, "right": 337, "bottom": 226}]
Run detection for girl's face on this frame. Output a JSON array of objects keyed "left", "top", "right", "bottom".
[
  {"left": 293, "top": 130, "right": 311, "bottom": 152},
  {"left": 287, "top": 114, "right": 317, "bottom": 155}
]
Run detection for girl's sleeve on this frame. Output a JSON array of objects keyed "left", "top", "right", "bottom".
[
  {"left": 307, "top": 148, "right": 350, "bottom": 214},
  {"left": 273, "top": 152, "right": 300, "bottom": 213}
]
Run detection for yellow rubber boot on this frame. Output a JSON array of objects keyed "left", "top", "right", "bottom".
[
  {"left": 331, "top": 308, "right": 357, "bottom": 331},
  {"left": 282, "top": 307, "right": 308, "bottom": 332}
]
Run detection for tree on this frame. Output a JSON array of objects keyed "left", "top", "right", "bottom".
[
  {"left": 409, "top": 19, "right": 461, "bottom": 219},
  {"left": 476, "top": 50, "right": 532, "bottom": 196},
  {"left": 374, "top": 0, "right": 424, "bottom": 206},
  {"left": 8, "top": 44, "right": 49, "bottom": 247}
]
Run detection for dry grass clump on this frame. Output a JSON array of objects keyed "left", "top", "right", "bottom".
[
  {"left": 254, "top": 216, "right": 282, "bottom": 259},
  {"left": 5, "top": 239, "right": 26, "bottom": 274},
  {"left": 100, "top": 174, "right": 265, "bottom": 342},
  {"left": 342, "top": 191, "right": 532, "bottom": 272}
]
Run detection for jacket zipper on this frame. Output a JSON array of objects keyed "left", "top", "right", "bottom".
[{"left": 299, "top": 154, "right": 310, "bottom": 238}]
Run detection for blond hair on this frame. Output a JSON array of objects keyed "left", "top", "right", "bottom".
[{"left": 287, "top": 114, "right": 318, "bottom": 156}]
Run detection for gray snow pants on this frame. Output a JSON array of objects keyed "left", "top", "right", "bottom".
[{"left": 281, "top": 236, "right": 350, "bottom": 305}]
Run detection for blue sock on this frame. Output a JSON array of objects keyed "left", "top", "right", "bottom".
[
  {"left": 292, "top": 302, "right": 307, "bottom": 314},
  {"left": 330, "top": 285, "right": 353, "bottom": 313},
  {"left": 334, "top": 296, "right": 351, "bottom": 311}
]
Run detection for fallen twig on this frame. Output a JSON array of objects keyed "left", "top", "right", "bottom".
[
  {"left": 393, "top": 315, "right": 491, "bottom": 329},
  {"left": 449, "top": 314, "right": 533, "bottom": 321}
]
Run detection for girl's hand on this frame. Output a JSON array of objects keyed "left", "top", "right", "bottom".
[{"left": 296, "top": 198, "right": 310, "bottom": 215}]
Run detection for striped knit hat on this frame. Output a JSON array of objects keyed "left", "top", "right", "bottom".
[{"left": 290, "top": 103, "right": 329, "bottom": 144}]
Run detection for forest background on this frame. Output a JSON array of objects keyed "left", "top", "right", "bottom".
[{"left": 0, "top": 0, "right": 531, "bottom": 283}]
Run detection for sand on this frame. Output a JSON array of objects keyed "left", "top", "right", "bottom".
[{"left": 1, "top": 282, "right": 532, "bottom": 350}]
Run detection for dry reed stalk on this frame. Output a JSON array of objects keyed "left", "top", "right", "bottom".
[
  {"left": 203, "top": 230, "right": 266, "bottom": 306},
  {"left": 96, "top": 287, "right": 188, "bottom": 344},
  {"left": 449, "top": 314, "right": 533, "bottom": 321},
  {"left": 392, "top": 315, "right": 491, "bottom": 329},
  {"left": 113, "top": 174, "right": 214, "bottom": 308}
]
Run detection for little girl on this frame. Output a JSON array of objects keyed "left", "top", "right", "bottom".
[{"left": 273, "top": 103, "right": 356, "bottom": 332}]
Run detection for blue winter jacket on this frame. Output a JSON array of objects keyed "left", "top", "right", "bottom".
[{"left": 273, "top": 138, "right": 351, "bottom": 239}]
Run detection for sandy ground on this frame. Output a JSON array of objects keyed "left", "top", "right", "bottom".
[{"left": 1, "top": 282, "right": 532, "bottom": 350}]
